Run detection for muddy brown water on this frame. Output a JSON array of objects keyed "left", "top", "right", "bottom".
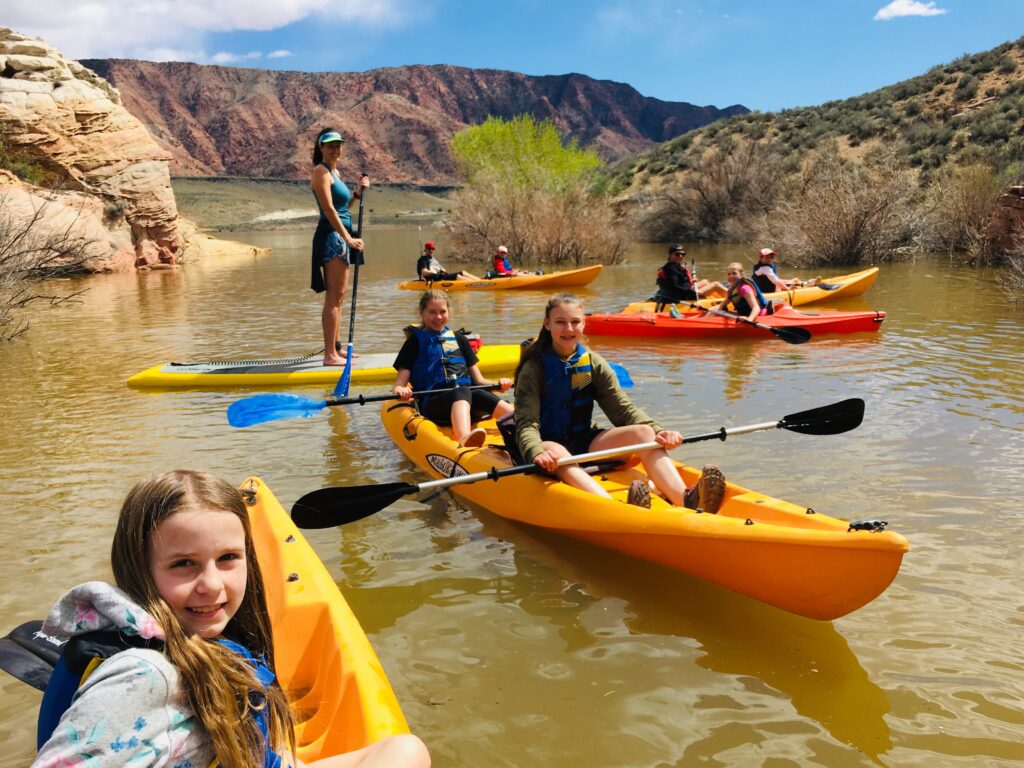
[{"left": 1, "top": 228, "right": 1022, "bottom": 766}]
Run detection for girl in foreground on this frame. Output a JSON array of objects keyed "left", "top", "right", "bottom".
[
  {"left": 34, "top": 470, "right": 430, "bottom": 768},
  {"left": 393, "top": 290, "right": 513, "bottom": 447},
  {"left": 514, "top": 293, "right": 726, "bottom": 512}
]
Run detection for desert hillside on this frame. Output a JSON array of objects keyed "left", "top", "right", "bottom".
[{"left": 79, "top": 59, "right": 748, "bottom": 184}]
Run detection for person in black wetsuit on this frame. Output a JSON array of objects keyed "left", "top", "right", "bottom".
[
  {"left": 649, "top": 245, "right": 713, "bottom": 310},
  {"left": 415, "top": 241, "right": 482, "bottom": 281}
]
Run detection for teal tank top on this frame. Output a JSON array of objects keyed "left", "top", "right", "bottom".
[{"left": 315, "top": 164, "right": 352, "bottom": 230}]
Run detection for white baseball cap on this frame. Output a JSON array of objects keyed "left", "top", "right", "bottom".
[{"left": 497, "top": 245, "right": 508, "bottom": 253}]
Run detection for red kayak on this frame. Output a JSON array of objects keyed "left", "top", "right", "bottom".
[{"left": 585, "top": 305, "right": 885, "bottom": 339}]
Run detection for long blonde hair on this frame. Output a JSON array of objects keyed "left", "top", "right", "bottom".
[
  {"left": 111, "top": 470, "right": 295, "bottom": 768},
  {"left": 514, "top": 293, "right": 586, "bottom": 381}
]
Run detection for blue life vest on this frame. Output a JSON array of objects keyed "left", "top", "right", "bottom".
[
  {"left": 37, "top": 633, "right": 280, "bottom": 768},
  {"left": 539, "top": 344, "right": 595, "bottom": 446},
  {"left": 405, "top": 325, "right": 471, "bottom": 396},
  {"left": 725, "top": 277, "right": 769, "bottom": 317},
  {"left": 752, "top": 262, "right": 778, "bottom": 294}
]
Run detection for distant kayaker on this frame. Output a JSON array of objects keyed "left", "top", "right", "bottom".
[
  {"left": 310, "top": 128, "right": 368, "bottom": 367},
  {"left": 514, "top": 293, "right": 726, "bottom": 511},
  {"left": 34, "top": 470, "right": 431, "bottom": 768},
  {"left": 710, "top": 263, "right": 773, "bottom": 322},
  {"left": 751, "top": 247, "right": 821, "bottom": 293},
  {"left": 649, "top": 244, "right": 714, "bottom": 309},
  {"left": 393, "top": 289, "right": 513, "bottom": 448},
  {"left": 416, "top": 241, "right": 482, "bottom": 282},
  {"left": 491, "top": 245, "right": 531, "bottom": 277}
]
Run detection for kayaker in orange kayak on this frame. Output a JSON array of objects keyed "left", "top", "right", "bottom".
[
  {"left": 491, "top": 245, "right": 531, "bottom": 276},
  {"left": 416, "top": 241, "right": 482, "bottom": 282},
  {"left": 34, "top": 470, "right": 431, "bottom": 768},
  {"left": 514, "top": 293, "right": 726, "bottom": 511},
  {"left": 751, "top": 247, "right": 821, "bottom": 293},
  {"left": 393, "top": 289, "right": 513, "bottom": 448},
  {"left": 709, "top": 263, "right": 774, "bottom": 322}
]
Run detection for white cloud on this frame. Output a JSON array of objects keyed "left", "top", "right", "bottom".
[
  {"left": 267, "top": 50, "right": 294, "bottom": 59},
  {"left": 874, "top": 1, "right": 948, "bottom": 21},
  {"left": 210, "top": 51, "right": 262, "bottom": 64},
  {"left": 3, "top": 0, "right": 410, "bottom": 60}
]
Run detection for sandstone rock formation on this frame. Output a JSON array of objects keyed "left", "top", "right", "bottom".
[
  {"left": 986, "top": 185, "right": 1024, "bottom": 254},
  {"left": 80, "top": 59, "right": 749, "bottom": 184},
  {"left": 0, "top": 28, "right": 181, "bottom": 270}
]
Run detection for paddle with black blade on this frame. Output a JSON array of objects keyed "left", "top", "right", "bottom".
[
  {"left": 291, "top": 398, "right": 864, "bottom": 529},
  {"left": 227, "top": 383, "right": 499, "bottom": 428},
  {"left": 334, "top": 175, "right": 368, "bottom": 398},
  {"left": 681, "top": 299, "right": 811, "bottom": 345}
]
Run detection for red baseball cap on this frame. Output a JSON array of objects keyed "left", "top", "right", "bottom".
[{"left": 424, "top": 241, "right": 435, "bottom": 249}]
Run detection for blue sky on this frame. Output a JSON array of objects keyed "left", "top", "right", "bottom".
[{"left": 7, "top": 1, "right": 1024, "bottom": 111}]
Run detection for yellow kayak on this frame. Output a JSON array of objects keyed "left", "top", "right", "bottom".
[
  {"left": 396, "top": 264, "right": 603, "bottom": 291},
  {"left": 380, "top": 403, "right": 908, "bottom": 621},
  {"left": 127, "top": 343, "right": 522, "bottom": 390},
  {"left": 620, "top": 267, "right": 880, "bottom": 314},
  {"left": 244, "top": 476, "right": 408, "bottom": 761}
]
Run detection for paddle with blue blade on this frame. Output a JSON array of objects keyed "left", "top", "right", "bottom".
[
  {"left": 228, "top": 383, "right": 499, "bottom": 428},
  {"left": 228, "top": 361, "right": 634, "bottom": 427},
  {"left": 291, "top": 398, "right": 864, "bottom": 528},
  {"left": 334, "top": 177, "right": 367, "bottom": 398}
]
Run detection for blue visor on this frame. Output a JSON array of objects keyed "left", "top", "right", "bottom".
[{"left": 319, "top": 131, "right": 345, "bottom": 144}]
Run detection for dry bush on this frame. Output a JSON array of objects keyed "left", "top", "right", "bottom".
[
  {"left": 444, "top": 173, "right": 628, "bottom": 267},
  {"left": 917, "top": 163, "right": 1008, "bottom": 259},
  {"left": 0, "top": 189, "right": 94, "bottom": 340},
  {"left": 639, "top": 137, "right": 790, "bottom": 242},
  {"left": 757, "top": 143, "right": 918, "bottom": 266}
]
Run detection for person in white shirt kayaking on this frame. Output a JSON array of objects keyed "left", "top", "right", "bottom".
[{"left": 751, "top": 248, "right": 820, "bottom": 294}]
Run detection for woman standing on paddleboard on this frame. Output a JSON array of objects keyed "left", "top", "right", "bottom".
[{"left": 310, "top": 128, "right": 369, "bottom": 367}]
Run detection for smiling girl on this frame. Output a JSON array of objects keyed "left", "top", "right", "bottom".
[
  {"left": 514, "top": 293, "right": 726, "bottom": 512},
  {"left": 33, "top": 471, "right": 429, "bottom": 768},
  {"left": 393, "top": 290, "right": 513, "bottom": 447}
]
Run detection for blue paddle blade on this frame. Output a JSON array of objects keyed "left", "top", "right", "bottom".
[
  {"left": 609, "top": 361, "right": 633, "bottom": 388},
  {"left": 227, "top": 393, "right": 328, "bottom": 428},
  {"left": 333, "top": 342, "right": 354, "bottom": 397}
]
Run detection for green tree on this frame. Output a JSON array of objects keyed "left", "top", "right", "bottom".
[{"left": 446, "top": 116, "right": 626, "bottom": 266}]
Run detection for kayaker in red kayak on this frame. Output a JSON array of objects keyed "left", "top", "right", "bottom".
[
  {"left": 417, "top": 241, "right": 482, "bottom": 282},
  {"left": 34, "top": 470, "right": 431, "bottom": 768},
  {"left": 649, "top": 244, "right": 714, "bottom": 309},
  {"left": 514, "top": 293, "right": 726, "bottom": 511},
  {"left": 751, "top": 247, "right": 821, "bottom": 293},
  {"left": 393, "top": 289, "right": 513, "bottom": 448},
  {"left": 709, "top": 263, "right": 773, "bottom": 322}
]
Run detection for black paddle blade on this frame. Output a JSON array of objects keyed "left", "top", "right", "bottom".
[
  {"left": 770, "top": 325, "right": 812, "bottom": 344},
  {"left": 779, "top": 398, "right": 864, "bottom": 435},
  {"left": 291, "top": 482, "right": 418, "bottom": 529}
]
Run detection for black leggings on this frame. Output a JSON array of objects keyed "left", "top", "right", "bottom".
[{"left": 420, "top": 386, "right": 503, "bottom": 425}]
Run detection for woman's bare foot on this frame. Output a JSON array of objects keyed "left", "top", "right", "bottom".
[{"left": 323, "top": 354, "right": 348, "bottom": 367}]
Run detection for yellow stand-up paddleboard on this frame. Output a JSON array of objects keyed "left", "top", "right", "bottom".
[
  {"left": 128, "top": 343, "right": 522, "bottom": 390},
  {"left": 243, "top": 476, "right": 409, "bottom": 761}
]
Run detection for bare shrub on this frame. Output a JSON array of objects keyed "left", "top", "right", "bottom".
[
  {"left": 756, "top": 142, "right": 917, "bottom": 266},
  {"left": 639, "top": 137, "right": 790, "bottom": 241},
  {"left": 917, "top": 163, "right": 1008, "bottom": 260},
  {"left": 0, "top": 189, "right": 94, "bottom": 340},
  {"left": 444, "top": 172, "right": 628, "bottom": 267}
]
